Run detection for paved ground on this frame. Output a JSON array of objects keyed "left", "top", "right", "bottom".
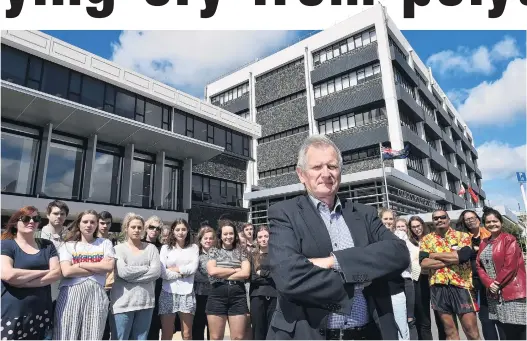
[{"left": 171, "top": 308, "right": 482, "bottom": 340}]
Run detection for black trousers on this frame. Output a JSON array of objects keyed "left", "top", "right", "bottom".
[
  {"left": 192, "top": 294, "right": 210, "bottom": 340},
  {"left": 250, "top": 296, "right": 277, "bottom": 340},
  {"left": 496, "top": 322, "right": 526, "bottom": 340},
  {"left": 147, "top": 280, "right": 162, "bottom": 340},
  {"left": 102, "top": 290, "right": 111, "bottom": 340},
  {"left": 404, "top": 278, "right": 418, "bottom": 340}
]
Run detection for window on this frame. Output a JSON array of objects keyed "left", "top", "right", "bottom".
[
  {"left": 131, "top": 153, "right": 155, "bottom": 208},
  {"left": 259, "top": 165, "right": 296, "bottom": 179},
  {"left": 1, "top": 45, "right": 28, "bottom": 85},
  {"left": 145, "top": 101, "right": 164, "bottom": 129},
  {"left": 41, "top": 62, "right": 69, "bottom": 98},
  {"left": 114, "top": 89, "right": 136, "bottom": 120},
  {"left": 406, "top": 155, "right": 424, "bottom": 175},
  {"left": 258, "top": 125, "right": 309, "bottom": 144},
  {"left": 163, "top": 160, "right": 182, "bottom": 211},
  {"left": 90, "top": 147, "right": 121, "bottom": 204},
  {"left": 81, "top": 76, "right": 105, "bottom": 110},
  {"left": 341, "top": 146, "right": 380, "bottom": 164},
  {"left": 317, "top": 106, "right": 386, "bottom": 135},
  {"left": 431, "top": 168, "right": 442, "bottom": 186},
  {"left": 26, "top": 57, "right": 43, "bottom": 90},
  {"left": 256, "top": 90, "right": 306, "bottom": 113},
  {"left": 68, "top": 72, "right": 82, "bottom": 102},
  {"left": 312, "top": 28, "right": 376, "bottom": 67},
  {"left": 1, "top": 130, "right": 39, "bottom": 195},
  {"left": 194, "top": 119, "right": 208, "bottom": 142},
  {"left": 44, "top": 137, "right": 85, "bottom": 200},
  {"left": 400, "top": 110, "right": 418, "bottom": 134},
  {"left": 211, "top": 82, "right": 250, "bottom": 105},
  {"left": 313, "top": 63, "right": 381, "bottom": 100},
  {"left": 394, "top": 67, "right": 415, "bottom": 98}
]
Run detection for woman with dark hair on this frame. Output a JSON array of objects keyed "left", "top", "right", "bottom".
[
  {"left": 457, "top": 209, "right": 497, "bottom": 340},
  {"left": 476, "top": 207, "right": 526, "bottom": 340},
  {"left": 53, "top": 209, "right": 116, "bottom": 340},
  {"left": 206, "top": 220, "right": 250, "bottom": 340},
  {"left": 1, "top": 206, "right": 62, "bottom": 340},
  {"left": 159, "top": 218, "right": 199, "bottom": 340},
  {"left": 408, "top": 216, "right": 436, "bottom": 340},
  {"left": 249, "top": 226, "right": 276, "bottom": 340},
  {"left": 192, "top": 224, "right": 216, "bottom": 340}
]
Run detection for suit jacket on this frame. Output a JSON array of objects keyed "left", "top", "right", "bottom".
[{"left": 267, "top": 194, "right": 410, "bottom": 340}]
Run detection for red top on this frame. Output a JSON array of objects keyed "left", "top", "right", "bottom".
[{"left": 476, "top": 232, "right": 526, "bottom": 301}]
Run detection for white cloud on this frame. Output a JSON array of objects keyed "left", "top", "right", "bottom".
[
  {"left": 426, "top": 36, "right": 521, "bottom": 76},
  {"left": 476, "top": 141, "right": 526, "bottom": 181},
  {"left": 110, "top": 31, "right": 297, "bottom": 98},
  {"left": 455, "top": 58, "right": 526, "bottom": 125}
]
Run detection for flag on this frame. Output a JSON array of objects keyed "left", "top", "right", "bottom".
[
  {"left": 382, "top": 145, "right": 410, "bottom": 160},
  {"left": 458, "top": 184, "right": 466, "bottom": 197},
  {"left": 468, "top": 187, "right": 479, "bottom": 203}
]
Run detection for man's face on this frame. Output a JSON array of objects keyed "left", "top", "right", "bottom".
[
  {"left": 432, "top": 210, "right": 450, "bottom": 234},
  {"left": 161, "top": 230, "right": 170, "bottom": 244},
  {"left": 243, "top": 225, "right": 253, "bottom": 240},
  {"left": 47, "top": 207, "right": 66, "bottom": 227},
  {"left": 297, "top": 145, "right": 341, "bottom": 202},
  {"left": 98, "top": 218, "right": 112, "bottom": 235}
]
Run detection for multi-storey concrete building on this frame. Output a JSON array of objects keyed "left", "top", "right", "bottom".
[
  {"left": 206, "top": 4, "right": 486, "bottom": 227},
  {"left": 1, "top": 30, "right": 261, "bottom": 230}
]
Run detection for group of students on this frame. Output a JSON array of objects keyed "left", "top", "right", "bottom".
[
  {"left": 1, "top": 200, "right": 276, "bottom": 341},
  {"left": 377, "top": 206, "right": 526, "bottom": 340}
]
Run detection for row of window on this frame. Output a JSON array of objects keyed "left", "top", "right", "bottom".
[
  {"left": 173, "top": 110, "right": 251, "bottom": 157},
  {"left": 425, "top": 133, "right": 437, "bottom": 151},
  {"left": 415, "top": 68, "right": 428, "bottom": 87},
  {"left": 389, "top": 37, "right": 407, "bottom": 61},
  {"left": 313, "top": 63, "right": 381, "bottom": 99},
  {"left": 342, "top": 146, "right": 380, "bottom": 164},
  {"left": 211, "top": 82, "right": 249, "bottom": 106},
  {"left": 400, "top": 111, "right": 418, "bottom": 134},
  {"left": 258, "top": 125, "right": 309, "bottom": 144},
  {"left": 259, "top": 165, "right": 297, "bottom": 180},
  {"left": 416, "top": 93, "right": 435, "bottom": 118},
  {"left": 1, "top": 125, "right": 183, "bottom": 211},
  {"left": 191, "top": 174, "right": 244, "bottom": 207},
  {"left": 1, "top": 45, "right": 172, "bottom": 131},
  {"left": 394, "top": 67, "right": 415, "bottom": 99},
  {"left": 318, "top": 107, "right": 386, "bottom": 135},
  {"left": 256, "top": 90, "right": 306, "bottom": 113},
  {"left": 313, "top": 28, "right": 377, "bottom": 67},
  {"left": 407, "top": 155, "right": 424, "bottom": 175},
  {"left": 256, "top": 58, "right": 304, "bottom": 82},
  {"left": 433, "top": 90, "right": 443, "bottom": 107}
]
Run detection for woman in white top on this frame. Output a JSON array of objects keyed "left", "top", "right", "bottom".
[
  {"left": 395, "top": 218, "right": 418, "bottom": 340},
  {"left": 53, "top": 209, "right": 116, "bottom": 340},
  {"left": 159, "top": 218, "right": 199, "bottom": 340},
  {"left": 110, "top": 213, "right": 161, "bottom": 340}
]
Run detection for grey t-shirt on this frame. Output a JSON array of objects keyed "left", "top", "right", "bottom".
[{"left": 207, "top": 247, "right": 247, "bottom": 284}]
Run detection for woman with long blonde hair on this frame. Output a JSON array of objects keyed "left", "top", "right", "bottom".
[{"left": 110, "top": 213, "right": 161, "bottom": 340}]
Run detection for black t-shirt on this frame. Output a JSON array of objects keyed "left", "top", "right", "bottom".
[{"left": 142, "top": 238, "right": 162, "bottom": 251}]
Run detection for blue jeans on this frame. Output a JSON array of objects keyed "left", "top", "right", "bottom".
[{"left": 110, "top": 308, "right": 154, "bottom": 340}]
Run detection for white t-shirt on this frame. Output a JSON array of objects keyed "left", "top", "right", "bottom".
[
  {"left": 58, "top": 238, "right": 116, "bottom": 288},
  {"left": 159, "top": 244, "right": 199, "bottom": 295}
]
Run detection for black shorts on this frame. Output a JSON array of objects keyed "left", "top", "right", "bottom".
[
  {"left": 430, "top": 284, "right": 479, "bottom": 315},
  {"left": 206, "top": 281, "right": 249, "bottom": 316}
]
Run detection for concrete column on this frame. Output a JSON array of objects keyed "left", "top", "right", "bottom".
[
  {"left": 446, "top": 203, "right": 453, "bottom": 211},
  {"left": 182, "top": 158, "right": 192, "bottom": 210},
  {"left": 440, "top": 171, "right": 448, "bottom": 190},
  {"left": 375, "top": 8, "right": 406, "bottom": 173},
  {"left": 407, "top": 50, "right": 415, "bottom": 68},
  {"left": 17, "top": 138, "right": 34, "bottom": 194},
  {"left": 416, "top": 122, "right": 425, "bottom": 141},
  {"left": 304, "top": 46, "right": 317, "bottom": 135},
  {"left": 423, "top": 158, "right": 432, "bottom": 180},
  {"left": 35, "top": 123, "right": 53, "bottom": 196},
  {"left": 247, "top": 71, "right": 258, "bottom": 204},
  {"left": 154, "top": 151, "right": 165, "bottom": 207},
  {"left": 436, "top": 137, "right": 444, "bottom": 156},
  {"left": 82, "top": 134, "right": 98, "bottom": 200},
  {"left": 120, "top": 143, "right": 134, "bottom": 204}
]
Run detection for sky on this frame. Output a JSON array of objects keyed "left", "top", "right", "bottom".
[{"left": 42, "top": 30, "right": 527, "bottom": 212}]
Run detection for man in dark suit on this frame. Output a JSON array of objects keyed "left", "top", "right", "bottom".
[{"left": 268, "top": 135, "right": 410, "bottom": 340}]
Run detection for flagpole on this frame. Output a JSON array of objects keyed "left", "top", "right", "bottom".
[{"left": 379, "top": 143, "right": 390, "bottom": 208}]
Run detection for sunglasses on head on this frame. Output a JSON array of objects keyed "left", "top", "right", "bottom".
[
  {"left": 432, "top": 215, "right": 448, "bottom": 221},
  {"left": 19, "top": 215, "right": 42, "bottom": 223},
  {"left": 148, "top": 226, "right": 161, "bottom": 231}
]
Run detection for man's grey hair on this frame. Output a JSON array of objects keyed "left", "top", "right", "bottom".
[{"left": 296, "top": 135, "right": 343, "bottom": 171}]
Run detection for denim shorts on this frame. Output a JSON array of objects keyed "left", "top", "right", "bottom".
[{"left": 205, "top": 281, "right": 249, "bottom": 316}]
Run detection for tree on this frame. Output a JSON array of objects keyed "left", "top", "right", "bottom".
[{"left": 502, "top": 220, "right": 527, "bottom": 253}]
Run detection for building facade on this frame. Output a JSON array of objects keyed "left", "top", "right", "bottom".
[
  {"left": 1, "top": 30, "right": 261, "bottom": 230},
  {"left": 206, "top": 4, "right": 486, "bottom": 227}
]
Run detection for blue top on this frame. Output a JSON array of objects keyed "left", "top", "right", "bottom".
[{"left": 1, "top": 238, "right": 57, "bottom": 319}]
